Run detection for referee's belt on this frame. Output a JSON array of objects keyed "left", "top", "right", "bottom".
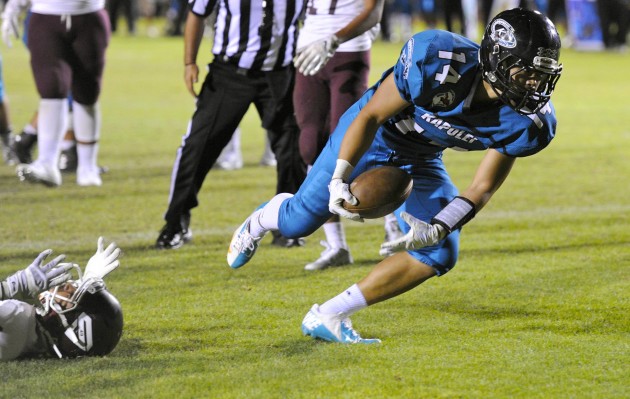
[{"left": 213, "top": 55, "right": 286, "bottom": 77}]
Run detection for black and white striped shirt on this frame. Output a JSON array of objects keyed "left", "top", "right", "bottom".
[{"left": 189, "top": 0, "right": 305, "bottom": 71}]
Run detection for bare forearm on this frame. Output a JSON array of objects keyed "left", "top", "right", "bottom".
[
  {"left": 460, "top": 150, "right": 515, "bottom": 212},
  {"left": 335, "top": 0, "right": 384, "bottom": 43},
  {"left": 184, "top": 12, "right": 205, "bottom": 65}
]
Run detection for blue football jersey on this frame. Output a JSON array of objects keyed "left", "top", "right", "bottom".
[{"left": 372, "top": 30, "right": 557, "bottom": 157}]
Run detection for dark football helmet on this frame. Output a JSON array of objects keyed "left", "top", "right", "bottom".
[
  {"left": 36, "top": 277, "right": 123, "bottom": 358},
  {"left": 480, "top": 8, "right": 563, "bottom": 114}
]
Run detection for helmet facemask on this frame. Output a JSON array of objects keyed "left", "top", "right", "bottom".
[{"left": 486, "top": 50, "right": 562, "bottom": 114}]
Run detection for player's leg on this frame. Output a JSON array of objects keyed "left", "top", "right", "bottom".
[
  {"left": 227, "top": 103, "right": 386, "bottom": 268},
  {"left": 0, "top": 54, "right": 17, "bottom": 165},
  {"left": 70, "top": 10, "right": 110, "bottom": 186},
  {"left": 215, "top": 127, "right": 243, "bottom": 170},
  {"left": 17, "top": 13, "right": 71, "bottom": 187},
  {"left": 301, "top": 158, "right": 460, "bottom": 343},
  {"left": 259, "top": 131, "right": 277, "bottom": 167}
]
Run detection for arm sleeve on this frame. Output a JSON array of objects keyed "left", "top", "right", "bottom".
[{"left": 0, "top": 300, "right": 38, "bottom": 361}]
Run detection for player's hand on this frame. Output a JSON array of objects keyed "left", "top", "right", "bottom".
[
  {"left": 83, "top": 237, "right": 121, "bottom": 281},
  {"left": 294, "top": 34, "right": 340, "bottom": 76},
  {"left": 1, "top": 10, "right": 19, "bottom": 48},
  {"left": 328, "top": 178, "right": 364, "bottom": 222},
  {"left": 379, "top": 212, "right": 446, "bottom": 255},
  {"left": 184, "top": 63, "right": 199, "bottom": 98},
  {"left": 3, "top": 250, "right": 73, "bottom": 299}
]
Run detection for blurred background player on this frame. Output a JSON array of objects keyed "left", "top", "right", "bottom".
[
  {"left": 228, "top": 8, "right": 563, "bottom": 343},
  {"left": 214, "top": 127, "right": 277, "bottom": 171},
  {"left": 155, "top": 0, "right": 306, "bottom": 250},
  {"left": 293, "top": 0, "right": 402, "bottom": 270},
  {"left": 1, "top": 0, "right": 110, "bottom": 187},
  {"left": 0, "top": 44, "right": 17, "bottom": 165},
  {"left": 1, "top": 237, "right": 123, "bottom": 360}
]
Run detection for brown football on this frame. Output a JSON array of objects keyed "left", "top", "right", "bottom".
[{"left": 342, "top": 166, "right": 413, "bottom": 219}]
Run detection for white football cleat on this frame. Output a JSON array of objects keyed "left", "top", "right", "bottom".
[
  {"left": 304, "top": 241, "right": 353, "bottom": 271},
  {"left": 301, "top": 304, "right": 381, "bottom": 344},
  {"left": 227, "top": 216, "right": 262, "bottom": 269},
  {"left": 77, "top": 169, "right": 102, "bottom": 187},
  {"left": 16, "top": 162, "right": 62, "bottom": 187}
]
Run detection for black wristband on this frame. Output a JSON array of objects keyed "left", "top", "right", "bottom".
[{"left": 431, "top": 196, "right": 476, "bottom": 233}]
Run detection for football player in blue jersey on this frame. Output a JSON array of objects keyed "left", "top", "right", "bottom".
[{"left": 227, "top": 8, "right": 563, "bottom": 344}]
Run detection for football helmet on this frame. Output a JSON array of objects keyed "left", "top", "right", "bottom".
[
  {"left": 480, "top": 8, "right": 563, "bottom": 114},
  {"left": 36, "top": 275, "right": 123, "bottom": 358}
]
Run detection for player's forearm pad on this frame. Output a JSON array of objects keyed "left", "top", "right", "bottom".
[{"left": 431, "top": 196, "right": 476, "bottom": 233}]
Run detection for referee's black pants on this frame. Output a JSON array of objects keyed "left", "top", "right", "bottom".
[{"left": 163, "top": 60, "right": 306, "bottom": 228}]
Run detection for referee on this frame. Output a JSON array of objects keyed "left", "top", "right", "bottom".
[{"left": 156, "top": 0, "right": 307, "bottom": 249}]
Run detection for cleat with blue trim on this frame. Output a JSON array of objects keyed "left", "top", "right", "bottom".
[
  {"left": 227, "top": 216, "right": 263, "bottom": 269},
  {"left": 301, "top": 304, "right": 381, "bottom": 344}
]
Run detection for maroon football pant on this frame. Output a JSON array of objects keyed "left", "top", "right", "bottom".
[
  {"left": 293, "top": 50, "right": 370, "bottom": 166},
  {"left": 28, "top": 10, "right": 110, "bottom": 104}
]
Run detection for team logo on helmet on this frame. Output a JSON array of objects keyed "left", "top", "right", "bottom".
[
  {"left": 432, "top": 90, "right": 455, "bottom": 108},
  {"left": 490, "top": 18, "right": 517, "bottom": 48}
]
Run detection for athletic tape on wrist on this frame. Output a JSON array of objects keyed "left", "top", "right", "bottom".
[
  {"left": 431, "top": 196, "right": 476, "bottom": 233},
  {"left": 332, "top": 159, "right": 354, "bottom": 181}
]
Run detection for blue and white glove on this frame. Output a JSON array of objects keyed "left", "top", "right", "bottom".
[
  {"left": 82, "top": 237, "right": 121, "bottom": 282},
  {"left": 328, "top": 159, "right": 364, "bottom": 222},
  {"left": 379, "top": 212, "right": 446, "bottom": 256},
  {"left": 1, "top": 250, "right": 73, "bottom": 300},
  {"left": 294, "top": 34, "right": 340, "bottom": 76}
]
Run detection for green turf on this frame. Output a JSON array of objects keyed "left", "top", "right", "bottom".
[{"left": 0, "top": 27, "right": 628, "bottom": 399}]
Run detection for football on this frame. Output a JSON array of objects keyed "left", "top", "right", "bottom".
[{"left": 342, "top": 166, "right": 413, "bottom": 219}]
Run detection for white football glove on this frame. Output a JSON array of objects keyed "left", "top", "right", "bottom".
[
  {"left": 1, "top": 9, "right": 20, "bottom": 48},
  {"left": 328, "top": 178, "right": 363, "bottom": 222},
  {"left": 82, "top": 237, "right": 121, "bottom": 282},
  {"left": 328, "top": 159, "right": 363, "bottom": 222},
  {"left": 294, "top": 34, "right": 340, "bottom": 76},
  {"left": 379, "top": 212, "right": 446, "bottom": 256},
  {"left": 1, "top": 250, "right": 73, "bottom": 300}
]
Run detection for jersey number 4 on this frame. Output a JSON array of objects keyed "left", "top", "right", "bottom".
[{"left": 434, "top": 51, "right": 466, "bottom": 85}]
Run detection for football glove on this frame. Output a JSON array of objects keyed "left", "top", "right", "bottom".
[
  {"left": 1, "top": 5, "right": 20, "bottom": 48},
  {"left": 328, "top": 159, "right": 363, "bottom": 222},
  {"left": 294, "top": 34, "right": 340, "bottom": 76},
  {"left": 379, "top": 212, "right": 446, "bottom": 256},
  {"left": 82, "top": 237, "right": 121, "bottom": 282},
  {"left": 1, "top": 250, "right": 73, "bottom": 300}
]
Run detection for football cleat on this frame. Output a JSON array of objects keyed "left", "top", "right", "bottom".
[
  {"left": 59, "top": 146, "right": 78, "bottom": 173},
  {"left": 12, "top": 132, "right": 37, "bottom": 164},
  {"left": 301, "top": 304, "right": 381, "bottom": 344},
  {"left": 156, "top": 223, "right": 193, "bottom": 250},
  {"left": 304, "top": 241, "right": 353, "bottom": 271},
  {"left": 77, "top": 172, "right": 103, "bottom": 187},
  {"left": 227, "top": 216, "right": 263, "bottom": 269},
  {"left": 0, "top": 131, "right": 18, "bottom": 165},
  {"left": 271, "top": 230, "right": 305, "bottom": 248},
  {"left": 16, "top": 162, "right": 62, "bottom": 187}
]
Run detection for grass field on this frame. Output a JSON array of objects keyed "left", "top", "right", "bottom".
[{"left": 0, "top": 26, "right": 628, "bottom": 398}]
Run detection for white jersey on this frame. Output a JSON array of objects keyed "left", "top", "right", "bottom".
[
  {"left": 297, "top": 0, "right": 374, "bottom": 52},
  {"left": 0, "top": 300, "right": 42, "bottom": 361},
  {"left": 30, "top": 0, "right": 105, "bottom": 15}
]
